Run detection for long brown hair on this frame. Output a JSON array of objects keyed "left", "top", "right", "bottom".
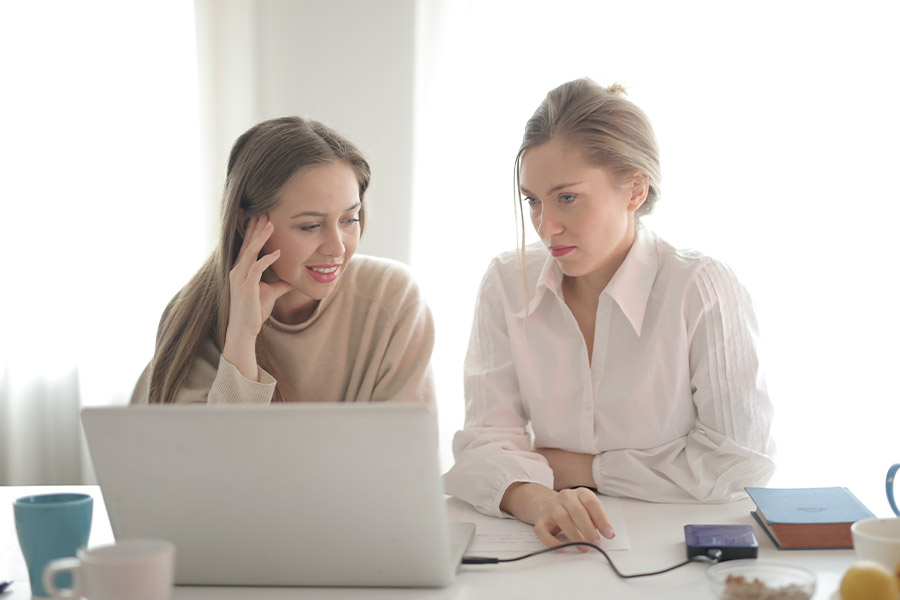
[{"left": 148, "top": 117, "right": 370, "bottom": 403}]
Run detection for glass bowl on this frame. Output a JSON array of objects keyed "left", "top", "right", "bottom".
[{"left": 707, "top": 559, "right": 816, "bottom": 600}]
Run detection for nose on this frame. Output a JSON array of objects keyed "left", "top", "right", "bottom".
[
  {"left": 535, "top": 202, "right": 564, "bottom": 239},
  {"left": 320, "top": 223, "right": 346, "bottom": 258}
]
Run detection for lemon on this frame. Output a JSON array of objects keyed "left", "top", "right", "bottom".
[{"left": 840, "top": 560, "right": 899, "bottom": 600}]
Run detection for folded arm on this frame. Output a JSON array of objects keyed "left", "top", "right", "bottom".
[
  {"left": 131, "top": 338, "right": 275, "bottom": 404},
  {"left": 593, "top": 260, "right": 775, "bottom": 501}
]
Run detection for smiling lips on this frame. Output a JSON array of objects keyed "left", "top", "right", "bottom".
[
  {"left": 306, "top": 264, "right": 341, "bottom": 283},
  {"left": 549, "top": 245, "right": 575, "bottom": 258}
]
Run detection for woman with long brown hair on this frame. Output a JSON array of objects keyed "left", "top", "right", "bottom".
[{"left": 132, "top": 117, "right": 434, "bottom": 406}]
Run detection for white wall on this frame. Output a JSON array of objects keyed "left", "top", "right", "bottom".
[
  {"left": 0, "top": 0, "right": 418, "bottom": 485},
  {"left": 194, "top": 0, "right": 417, "bottom": 262},
  {"left": 0, "top": 0, "right": 204, "bottom": 484}
]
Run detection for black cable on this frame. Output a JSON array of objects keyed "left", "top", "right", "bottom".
[{"left": 462, "top": 544, "right": 723, "bottom": 579}]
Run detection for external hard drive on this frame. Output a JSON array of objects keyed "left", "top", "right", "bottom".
[{"left": 684, "top": 524, "right": 759, "bottom": 561}]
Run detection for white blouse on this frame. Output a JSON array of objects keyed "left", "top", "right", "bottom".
[{"left": 443, "top": 226, "right": 776, "bottom": 518}]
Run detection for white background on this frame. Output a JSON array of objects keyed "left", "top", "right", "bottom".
[{"left": 1, "top": 0, "right": 898, "bottom": 516}]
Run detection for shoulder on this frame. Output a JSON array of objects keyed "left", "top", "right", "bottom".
[
  {"left": 341, "top": 254, "right": 428, "bottom": 317},
  {"left": 466, "top": 243, "right": 550, "bottom": 318},
  {"left": 479, "top": 242, "right": 546, "bottom": 294},
  {"left": 650, "top": 232, "right": 750, "bottom": 309},
  {"left": 345, "top": 254, "right": 418, "bottom": 284}
]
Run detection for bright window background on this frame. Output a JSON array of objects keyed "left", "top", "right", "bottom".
[
  {"left": 412, "top": 0, "right": 900, "bottom": 514},
  {"left": 0, "top": 1, "right": 204, "bottom": 482},
  {"left": 2, "top": 0, "right": 898, "bottom": 514}
]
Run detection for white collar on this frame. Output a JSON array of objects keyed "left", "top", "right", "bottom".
[{"left": 514, "top": 226, "right": 659, "bottom": 336}]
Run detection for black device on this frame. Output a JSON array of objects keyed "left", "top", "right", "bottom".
[{"left": 684, "top": 524, "right": 759, "bottom": 561}]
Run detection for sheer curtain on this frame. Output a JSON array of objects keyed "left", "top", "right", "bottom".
[
  {"left": 0, "top": 1, "right": 204, "bottom": 484},
  {"left": 413, "top": 0, "right": 900, "bottom": 514}
]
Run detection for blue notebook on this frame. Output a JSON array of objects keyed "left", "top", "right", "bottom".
[{"left": 745, "top": 486, "right": 875, "bottom": 549}]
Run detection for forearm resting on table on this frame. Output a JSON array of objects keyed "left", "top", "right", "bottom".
[{"left": 534, "top": 447, "right": 596, "bottom": 490}]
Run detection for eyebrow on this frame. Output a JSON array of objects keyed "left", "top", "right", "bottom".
[
  {"left": 290, "top": 201, "right": 361, "bottom": 219},
  {"left": 519, "top": 182, "right": 583, "bottom": 196}
]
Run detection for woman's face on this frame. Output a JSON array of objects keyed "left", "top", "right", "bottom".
[
  {"left": 520, "top": 138, "right": 644, "bottom": 282},
  {"left": 261, "top": 160, "right": 361, "bottom": 319}
]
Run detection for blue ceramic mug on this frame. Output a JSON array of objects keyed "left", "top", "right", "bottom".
[
  {"left": 888, "top": 464, "right": 900, "bottom": 516},
  {"left": 13, "top": 493, "right": 93, "bottom": 597}
]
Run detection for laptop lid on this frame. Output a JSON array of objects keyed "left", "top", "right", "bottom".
[{"left": 81, "top": 403, "right": 473, "bottom": 587}]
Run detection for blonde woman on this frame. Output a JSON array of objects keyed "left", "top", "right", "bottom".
[
  {"left": 444, "top": 79, "right": 775, "bottom": 548},
  {"left": 132, "top": 117, "right": 434, "bottom": 406}
]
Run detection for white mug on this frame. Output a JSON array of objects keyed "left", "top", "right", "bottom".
[
  {"left": 43, "top": 538, "right": 175, "bottom": 600},
  {"left": 851, "top": 517, "right": 900, "bottom": 572}
]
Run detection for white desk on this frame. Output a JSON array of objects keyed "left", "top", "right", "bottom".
[{"left": 2, "top": 485, "right": 857, "bottom": 599}]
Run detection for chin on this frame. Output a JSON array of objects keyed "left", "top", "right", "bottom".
[
  {"left": 302, "top": 282, "right": 338, "bottom": 300},
  {"left": 558, "top": 263, "right": 587, "bottom": 278}
]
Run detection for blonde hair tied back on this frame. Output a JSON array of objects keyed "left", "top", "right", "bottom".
[{"left": 513, "top": 78, "right": 662, "bottom": 319}]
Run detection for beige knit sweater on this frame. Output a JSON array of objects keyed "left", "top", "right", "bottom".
[{"left": 131, "top": 255, "right": 435, "bottom": 405}]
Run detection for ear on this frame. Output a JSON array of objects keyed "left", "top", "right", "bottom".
[
  {"left": 236, "top": 209, "right": 250, "bottom": 236},
  {"left": 626, "top": 173, "right": 649, "bottom": 213}
]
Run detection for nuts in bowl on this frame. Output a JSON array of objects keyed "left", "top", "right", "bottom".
[{"left": 707, "top": 560, "right": 816, "bottom": 600}]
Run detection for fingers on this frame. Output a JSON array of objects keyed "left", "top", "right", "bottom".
[
  {"left": 263, "top": 279, "right": 294, "bottom": 305},
  {"left": 533, "top": 489, "right": 615, "bottom": 550},
  {"left": 533, "top": 518, "right": 564, "bottom": 549},
  {"left": 236, "top": 215, "right": 275, "bottom": 268},
  {"left": 231, "top": 216, "right": 281, "bottom": 288},
  {"left": 539, "top": 497, "right": 579, "bottom": 545},
  {"left": 568, "top": 489, "right": 606, "bottom": 540},
  {"left": 582, "top": 489, "right": 614, "bottom": 540},
  {"left": 226, "top": 215, "right": 287, "bottom": 338},
  {"left": 250, "top": 248, "right": 280, "bottom": 279},
  {"left": 553, "top": 489, "right": 597, "bottom": 544}
]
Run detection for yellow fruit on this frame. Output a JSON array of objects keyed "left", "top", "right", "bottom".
[{"left": 840, "top": 561, "right": 899, "bottom": 600}]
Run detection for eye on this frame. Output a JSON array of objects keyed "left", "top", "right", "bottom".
[
  {"left": 523, "top": 196, "right": 540, "bottom": 206},
  {"left": 298, "top": 224, "right": 320, "bottom": 232},
  {"left": 342, "top": 217, "right": 361, "bottom": 226},
  {"left": 559, "top": 193, "right": 576, "bottom": 204}
]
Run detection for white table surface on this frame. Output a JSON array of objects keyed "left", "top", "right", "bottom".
[{"left": 2, "top": 485, "right": 859, "bottom": 599}]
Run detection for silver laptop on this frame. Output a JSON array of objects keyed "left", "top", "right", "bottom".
[{"left": 81, "top": 403, "right": 474, "bottom": 587}]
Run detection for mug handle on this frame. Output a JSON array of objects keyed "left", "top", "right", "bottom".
[
  {"left": 888, "top": 463, "right": 900, "bottom": 517},
  {"left": 42, "top": 557, "right": 84, "bottom": 599}
]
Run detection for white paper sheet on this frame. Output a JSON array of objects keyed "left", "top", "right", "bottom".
[{"left": 447, "top": 494, "right": 631, "bottom": 553}]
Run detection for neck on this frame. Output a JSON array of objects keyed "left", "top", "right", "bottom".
[
  {"left": 564, "top": 223, "right": 637, "bottom": 303},
  {"left": 272, "top": 292, "right": 320, "bottom": 325}
]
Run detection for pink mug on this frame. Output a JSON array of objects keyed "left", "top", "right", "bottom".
[{"left": 43, "top": 539, "right": 174, "bottom": 600}]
